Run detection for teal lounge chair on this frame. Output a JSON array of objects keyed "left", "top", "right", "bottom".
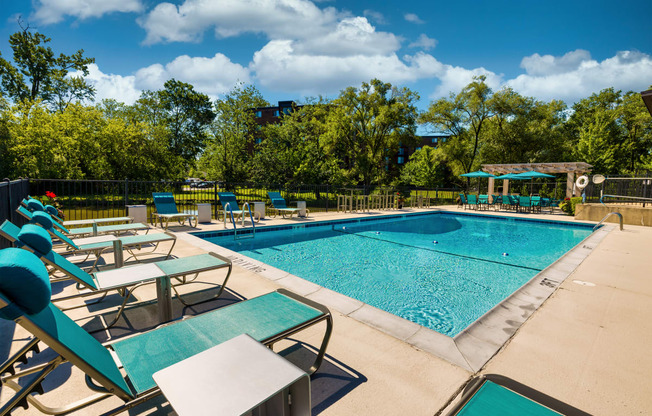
[
  {"left": 152, "top": 192, "right": 198, "bottom": 230},
  {"left": 2, "top": 223, "right": 231, "bottom": 326},
  {"left": 1, "top": 219, "right": 177, "bottom": 270},
  {"left": 446, "top": 374, "right": 590, "bottom": 416},
  {"left": 18, "top": 204, "right": 149, "bottom": 238},
  {"left": 502, "top": 195, "right": 519, "bottom": 211},
  {"left": 268, "top": 191, "right": 308, "bottom": 218},
  {"left": 0, "top": 248, "right": 332, "bottom": 415},
  {"left": 218, "top": 192, "right": 257, "bottom": 226}
]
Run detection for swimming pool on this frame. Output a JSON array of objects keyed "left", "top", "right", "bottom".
[{"left": 195, "top": 212, "right": 595, "bottom": 337}]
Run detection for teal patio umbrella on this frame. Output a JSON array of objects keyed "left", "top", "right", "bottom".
[
  {"left": 460, "top": 170, "right": 496, "bottom": 194},
  {"left": 513, "top": 170, "right": 555, "bottom": 195}
]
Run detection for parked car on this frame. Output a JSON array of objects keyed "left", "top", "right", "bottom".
[{"left": 195, "top": 181, "right": 213, "bottom": 188}]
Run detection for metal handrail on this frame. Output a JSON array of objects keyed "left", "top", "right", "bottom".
[
  {"left": 594, "top": 212, "right": 623, "bottom": 231},
  {"left": 241, "top": 202, "right": 256, "bottom": 239}
]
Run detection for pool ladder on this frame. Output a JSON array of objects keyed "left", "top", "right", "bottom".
[
  {"left": 224, "top": 202, "right": 256, "bottom": 239},
  {"left": 593, "top": 212, "right": 623, "bottom": 231}
]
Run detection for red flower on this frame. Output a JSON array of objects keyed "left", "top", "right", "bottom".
[{"left": 45, "top": 191, "right": 56, "bottom": 199}]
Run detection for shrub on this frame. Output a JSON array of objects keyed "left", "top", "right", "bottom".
[{"left": 560, "top": 197, "right": 583, "bottom": 215}]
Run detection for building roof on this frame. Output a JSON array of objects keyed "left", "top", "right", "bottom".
[{"left": 481, "top": 162, "right": 593, "bottom": 174}]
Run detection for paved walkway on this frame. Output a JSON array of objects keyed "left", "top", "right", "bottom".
[{"left": 1, "top": 207, "right": 650, "bottom": 415}]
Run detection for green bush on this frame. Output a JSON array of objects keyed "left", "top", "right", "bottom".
[{"left": 560, "top": 197, "right": 583, "bottom": 215}]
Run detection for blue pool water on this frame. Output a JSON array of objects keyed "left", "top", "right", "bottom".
[{"left": 197, "top": 212, "right": 594, "bottom": 336}]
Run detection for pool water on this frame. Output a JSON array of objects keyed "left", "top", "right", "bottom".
[{"left": 199, "top": 213, "right": 593, "bottom": 337}]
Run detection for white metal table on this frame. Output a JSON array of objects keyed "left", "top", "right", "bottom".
[{"left": 153, "top": 334, "right": 311, "bottom": 416}]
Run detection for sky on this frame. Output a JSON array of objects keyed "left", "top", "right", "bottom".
[{"left": 1, "top": 0, "right": 651, "bottom": 112}]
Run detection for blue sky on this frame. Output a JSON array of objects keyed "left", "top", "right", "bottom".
[{"left": 1, "top": 0, "right": 651, "bottom": 111}]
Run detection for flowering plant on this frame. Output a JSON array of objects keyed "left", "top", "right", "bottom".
[
  {"left": 42, "top": 191, "right": 64, "bottom": 219},
  {"left": 396, "top": 191, "right": 405, "bottom": 207}
]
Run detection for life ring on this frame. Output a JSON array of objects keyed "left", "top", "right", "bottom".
[{"left": 575, "top": 175, "right": 589, "bottom": 189}]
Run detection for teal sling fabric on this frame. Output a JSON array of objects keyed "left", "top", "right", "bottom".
[
  {"left": 457, "top": 381, "right": 562, "bottom": 416},
  {"left": 155, "top": 253, "right": 227, "bottom": 277},
  {"left": 112, "top": 291, "right": 323, "bottom": 394},
  {"left": 153, "top": 192, "right": 181, "bottom": 215}
]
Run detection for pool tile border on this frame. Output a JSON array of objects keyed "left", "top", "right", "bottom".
[{"left": 179, "top": 211, "right": 612, "bottom": 373}]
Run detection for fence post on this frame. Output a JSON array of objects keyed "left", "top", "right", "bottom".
[
  {"left": 124, "top": 178, "right": 129, "bottom": 208},
  {"left": 213, "top": 182, "right": 218, "bottom": 220},
  {"left": 325, "top": 184, "right": 329, "bottom": 212}
]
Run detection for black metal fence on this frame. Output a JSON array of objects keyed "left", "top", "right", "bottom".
[
  {"left": 0, "top": 179, "right": 30, "bottom": 249},
  {"left": 5, "top": 179, "right": 461, "bottom": 227},
  {"left": 583, "top": 176, "right": 652, "bottom": 206}
]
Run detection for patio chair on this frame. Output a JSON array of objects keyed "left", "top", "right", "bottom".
[
  {"left": 458, "top": 193, "right": 469, "bottom": 209},
  {"left": 467, "top": 194, "right": 479, "bottom": 210},
  {"left": 3, "top": 223, "right": 232, "bottom": 327},
  {"left": 1, "top": 219, "right": 177, "bottom": 270},
  {"left": 445, "top": 374, "right": 590, "bottom": 416},
  {"left": 518, "top": 196, "right": 532, "bottom": 213},
  {"left": 152, "top": 192, "right": 198, "bottom": 230},
  {"left": 0, "top": 249, "right": 332, "bottom": 415},
  {"left": 502, "top": 195, "right": 519, "bottom": 211},
  {"left": 267, "top": 191, "right": 309, "bottom": 218},
  {"left": 22, "top": 197, "right": 134, "bottom": 228},
  {"left": 488, "top": 195, "right": 502, "bottom": 211}
]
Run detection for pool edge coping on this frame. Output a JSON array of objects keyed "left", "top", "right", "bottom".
[{"left": 174, "top": 211, "right": 613, "bottom": 373}]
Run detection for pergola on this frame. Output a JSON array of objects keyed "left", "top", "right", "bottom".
[{"left": 481, "top": 162, "right": 593, "bottom": 198}]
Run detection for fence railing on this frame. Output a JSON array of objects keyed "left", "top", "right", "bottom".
[
  {"left": 4, "top": 179, "right": 461, "bottom": 228},
  {"left": 583, "top": 176, "right": 652, "bottom": 207}
]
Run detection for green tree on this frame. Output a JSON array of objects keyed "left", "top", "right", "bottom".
[
  {"left": 154, "top": 79, "right": 215, "bottom": 163},
  {"left": 396, "top": 146, "right": 449, "bottom": 187},
  {"left": 322, "top": 79, "right": 419, "bottom": 187},
  {"left": 198, "top": 84, "right": 268, "bottom": 182},
  {"left": 419, "top": 76, "right": 493, "bottom": 179},
  {"left": 481, "top": 88, "right": 569, "bottom": 164},
  {"left": 573, "top": 109, "right": 619, "bottom": 173},
  {"left": 250, "top": 100, "right": 340, "bottom": 185},
  {"left": 0, "top": 23, "right": 95, "bottom": 111}
]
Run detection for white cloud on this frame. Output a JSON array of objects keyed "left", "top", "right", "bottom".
[
  {"left": 409, "top": 34, "right": 437, "bottom": 51},
  {"left": 404, "top": 13, "right": 424, "bottom": 24},
  {"left": 80, "top": 64, "right": 141, "bottom": 104},
  {"left": 134, "top": 54, "right": 251, "bottom": 96},
  {"left": 363, "top": 9, "right": 386, "bottom": 25},
  {"left": 32, "top": 0, "right": 142, "bottom": 24},
  {"left": 138, "top": 0, "right": 342, "bottom": 45},
  {"left": 520, "top": 49, "right": 592, "bottom": 76},
  {"left": 507, "top": 50, "right": 652, "bottom": 102},
  {"left": 294, "top": 17, "right": 400, "bottom": 57},
  {"left": 252, "top": 40, "right": 432, "bottom": 95}
]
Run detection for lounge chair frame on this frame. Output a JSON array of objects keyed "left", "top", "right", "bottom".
[{"left": 0, "top": 289, "right": 332, "bottom": 416}]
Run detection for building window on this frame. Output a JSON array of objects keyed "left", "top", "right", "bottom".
[
  {"left": 398, "top": 156, "right": 405, "bottom": 164},
  {"left": 431, "top": 138, "right": 437, "bottom": 143},
  {"left": 415, "top": 147, "right": 422, "bottom": 151},
  {"left": 398, "top": 148, "right": 405, "bottom": 155},
  {"left": 255, "top": 138, "right": 262, "bottom": 145},
  {"left": 255, "top": 111, "right": 262, "bottom": 118},
  {"left": 273, "top": 110, "right": 280, "bottom": 117},
  {"left": 283, "top": 107, "right": 292, "bottom": 115}
]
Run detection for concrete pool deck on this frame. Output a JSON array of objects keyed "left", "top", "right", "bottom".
[{"left": 1, "top": 206, "right": 651, "bottom": 415}]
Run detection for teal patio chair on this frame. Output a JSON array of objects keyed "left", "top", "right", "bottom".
[
  {"left": 459, "top": 193, "right": 469, "bottom": 210},
  {"left": 467, "top": 194, "right": 479, "bottom": 210},
  {"left": 267, "top": 191, "right": 309, "bottom": 218},
  {"left": 1, "top": 223, "right": 231, "bottom": 326},
  {"left": 0, "top": 248, "right": 332, "bottom": 415},
  {"left": 502, "top": 195, "right": 519, "bottom": 211},
  {"left": 19, "top": 203, "right": 148, "bottom": 238},
  {"left": 518, "top": 196, "right": 532, "bottom": 213},
  {"left": 1, "top": 219, "right": 177, "bottom": 270},
  {"left": 152, "top": 192, "right": 198, "bottom": 230},
  {"left": 446, "top": 374, "right": 590, "bottom": 416}
]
